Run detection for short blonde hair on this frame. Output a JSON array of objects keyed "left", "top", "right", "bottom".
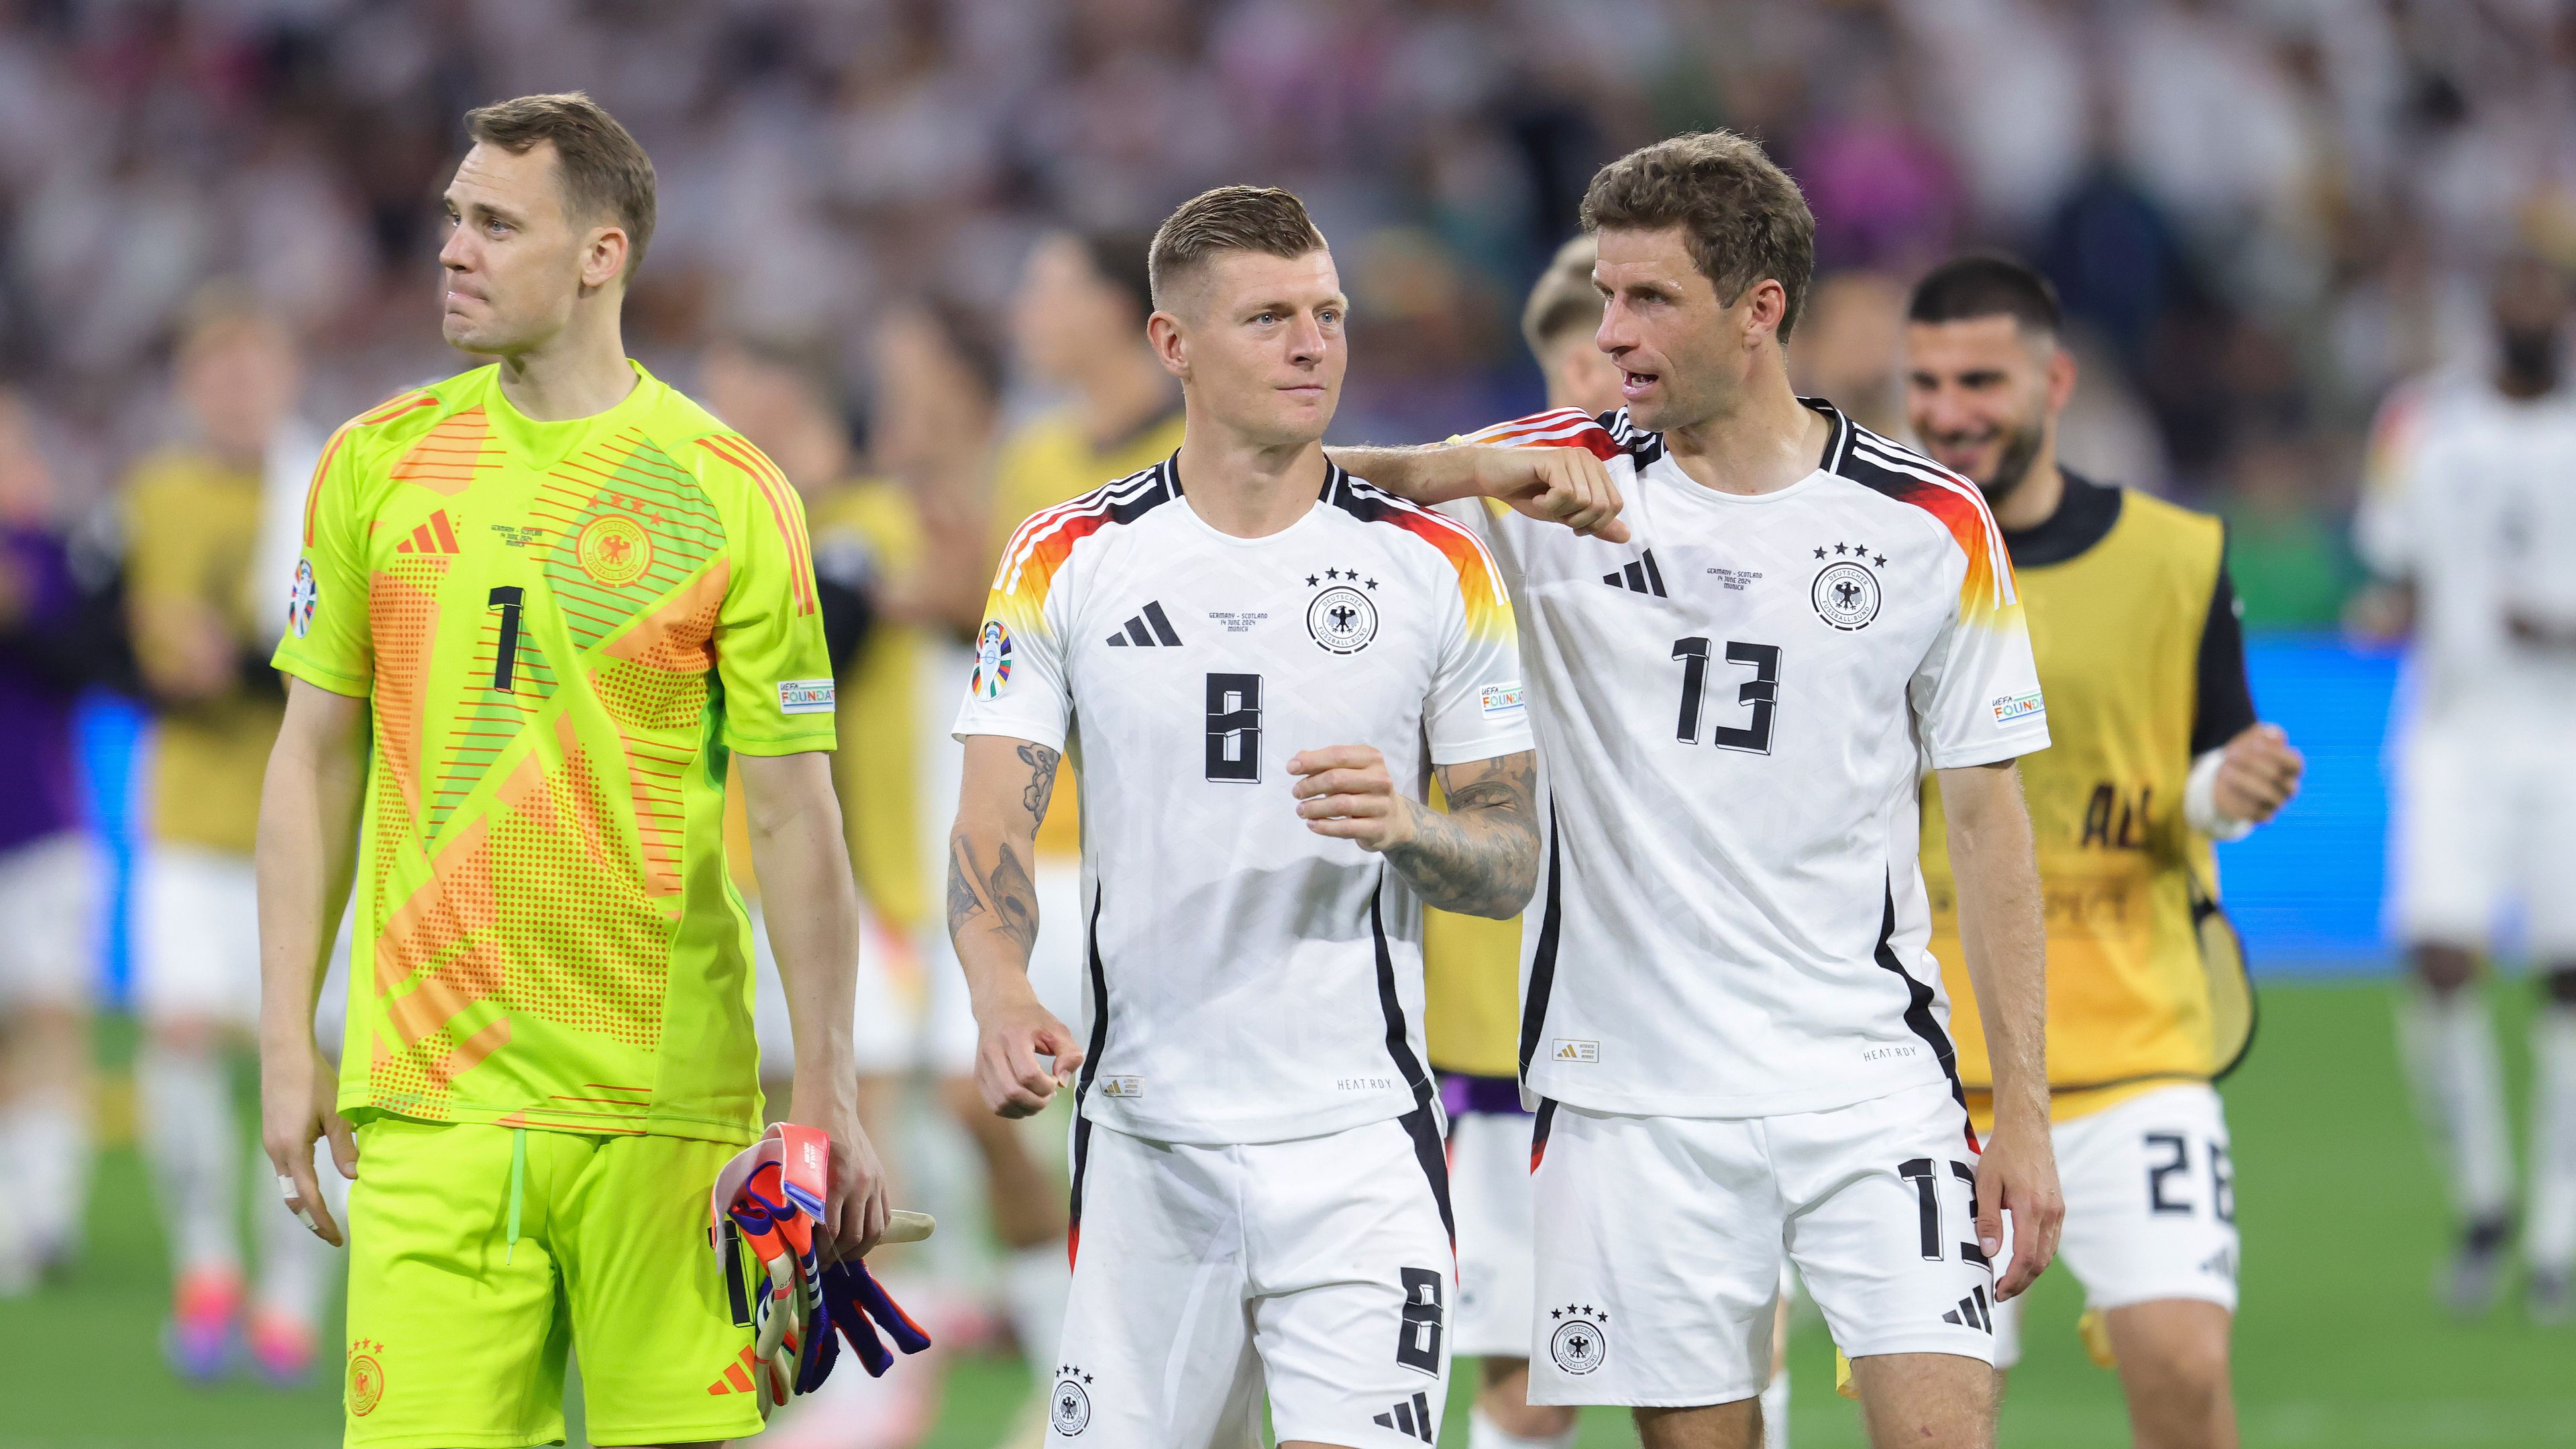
[
  {"left": 1146, "top": 186, "right": 1327, "bottom": 310},
  {"left": 1521, "top": 235, "right": 1602, "bottom": 357},
  {"left": 464, "top": 91, "right": 657, "bottom": 280}
]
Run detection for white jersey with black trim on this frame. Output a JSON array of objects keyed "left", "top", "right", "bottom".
[
  {"left": 2355, "top": 374, "right": 2576, "bottom": 718},
  {"left": 1455, "top": 400, "right": 2049, "bottom": 1119},
  {"left": 955, "top": 454, "right": 1534, "bottom": 1148}
]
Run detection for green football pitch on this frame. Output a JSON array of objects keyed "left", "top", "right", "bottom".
[{"left": 4, "top": 977, "right": 2569, "bottom": 1448}]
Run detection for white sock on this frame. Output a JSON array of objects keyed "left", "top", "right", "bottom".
[
  {"left": 1761, "top": 1364, "right": 1791, "bottom": 1449},
  {"left": 4, "top": 1090, "right": 92, "bottom": 1260},
  {"left": 136, "top": 1043, "right": 242, "bottom": 1277},
  {"left": 1467, "top": 1404, "right": 1577, "bottom": 1449},
  {"left": 255, "top": 1139, "right": 347, "bottom": 1324},
  {"left": 2528, "top": 1007, "right": 2576, "bottom": 1273},
  {"left": 2399, "top": 984, "right": 2515, "bottom": 1222},
  {"left": 1001, "top": 1239, "right": 1071, "bottom": 1366}
]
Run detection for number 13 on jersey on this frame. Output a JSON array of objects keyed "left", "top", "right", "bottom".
[{"left": 1671, "top": 637, "right": 1780, "bottom": 754}]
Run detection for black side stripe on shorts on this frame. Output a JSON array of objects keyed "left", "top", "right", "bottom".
[
  {"left": 1371, "top": 883, "right": 1455, "bottom": 1242},
  {"left": 1067, "top": 885, "right": 1111, "bottom": 1264},
  {"left": 1529, "top": 1097, "right": 1558, "bottom": 1173},
  {"left": 1515, "top": 806, "right": 1563, "bottom": 1083},
  {"left": 1871, "top": 873, "right": 1967, "bottom": 1115}
]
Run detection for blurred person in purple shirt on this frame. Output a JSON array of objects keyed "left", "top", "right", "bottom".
[{"left": 0, "top": 388, "right": 103, "bottom": 1296}]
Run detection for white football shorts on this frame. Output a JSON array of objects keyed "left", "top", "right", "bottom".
[
  {"left": 0, "top": 832, "right": 94, "bottom": 1010},
  {"left": 1993, "top": 1083, "right": 2239, "bottom": 1368},
  {"left": 2391, "top": 712, "right": 2576, "bottom": 956},
  {"left": 749, "top": 900, "right": 922, "bottom": 1076},
  {"left": 925, "top": 855, "right": 1085, "bottom": 1077},
  {"left": 1529, "top": 1077, "right": 1994, "bottom": 1407},
  {"left": 1048, "top": 1111, "right": 1456, "bottom": 1447},
  {"left": 1445, "top": 1081, "right": 1537, "bottom": 1360},
  {"left": 134, "top": 843, "right": 259, "bottom": 1026}
]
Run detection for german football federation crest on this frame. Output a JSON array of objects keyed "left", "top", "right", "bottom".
[
  {"left": 1810, "top": 555, "right": 1882, "bottom": 631},
  {"left": 346, "top": 1338, "right": 387, "bottom": 1416},
  {"left": 1547, "top": 1303, "right": 1609, "bottom": 1375},
  {"left": 576, "top": 514, "right": 653, "bottom": 586},
  {"left": 288, "top": 558, "right": 318, "bottom": 638},
  {"left": 1305, "top": 568, "right": 1378, "bottom": 655},
  {"left": 1049, "top": 1364, "right": 1093, "bottom": 1436},
  {"left": 972, "top": 620, "right": 1014, "bottom": 699}
]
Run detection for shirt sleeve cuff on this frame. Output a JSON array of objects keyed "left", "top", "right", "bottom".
[
  {"left": 274, "top": 655, "right": 371, "bottom": 698},
  {"left": 1928, "top": 724, "right": 2050, "bottom": 771}
]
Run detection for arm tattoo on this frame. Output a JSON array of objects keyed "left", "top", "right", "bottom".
[
  {"left": 1383, "top": 751, "right": 1540, "bottom": 918},
  {"left": 946, "top": 833, "right": 1040, "bottom": 957},
  {"left": 1018, "top": 742, "right": 1061, "bottom": 824}
]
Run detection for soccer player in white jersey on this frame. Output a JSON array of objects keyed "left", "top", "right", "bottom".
[
  {"left": 1334, "top": 131, "right": 2063, "bottom": 1449},
  {"left": 949, "top": 186, "right": 1542, "bottom": 1449},
  {"left": 2355, "top": 253, "right": 2576, "bottom": 1322}
]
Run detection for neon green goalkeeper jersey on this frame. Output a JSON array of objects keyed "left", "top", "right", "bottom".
[{"left": 272, "top": 362, "right": 834, "bottom": 1144}]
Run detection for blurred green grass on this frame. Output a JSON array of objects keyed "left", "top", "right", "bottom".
[{"left": 3, "top": 979, "right": 2569, "bottom": 1447}]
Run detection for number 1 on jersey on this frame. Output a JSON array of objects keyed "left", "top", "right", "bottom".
[
  {"left": 488, "top": 586, "right": 524, "bottom": 692},
  {"left": 1670, "top": 637, "right": 1780, "bottom": 755}
]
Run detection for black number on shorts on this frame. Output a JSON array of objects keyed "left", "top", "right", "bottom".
[
  {"left": 1898, "top": 1159, "right": 1987, "bottom": 1264},
  {"left": 1395, "top": 1266, "right": 1444, "bottom": 1375},
  {"left": 1205, "top": 672, "right": 1261, "bottom": 782},
  {"left": 2210, "top": 1140, "right": 2235, "bottom": 1224},
  {"left": 1670, "top": 638, "right": 1778, "bottom": 753},
  {"left": 2146, "top": 1132, "right": 2192, "bottom": 1215},
  {"left": 487, "top": 586, "right": 524, "bottom": 692}
]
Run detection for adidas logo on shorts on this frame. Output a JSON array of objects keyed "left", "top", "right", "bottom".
[
  {"left": 1940, "top": 1285, "right": 1994, "bottom": 1333},
  {"left": 1370, "top": 1389, "right": 1436, "bottom": 1442}
]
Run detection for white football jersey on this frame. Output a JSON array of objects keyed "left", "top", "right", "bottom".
[
  {"left": 1456, "top": 402, "right": 2049, "bottom": 1118},
  {"left": 954, "top": 455, "right": 1534, "bottom": 1147},
  {"left": 2355, "top": 375, "right": 2576, "bottom": 718}
]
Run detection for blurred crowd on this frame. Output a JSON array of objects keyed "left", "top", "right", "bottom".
[{"left": 0, "top": 0, "right": 2568, "bottom": 629}]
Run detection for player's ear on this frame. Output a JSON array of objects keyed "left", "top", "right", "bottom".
[
  {"left": 579, "top": 225, "right": 629, "bottom": 294},
  {"left": 1146, "top": 310, "right": 1189, "bottom": 382},
  {"left": 1741, "top": 278, "right": 1788, "bottom": 351},
  {"left": 2045, "top": 343, "right": 2078, "bottom": 413}
]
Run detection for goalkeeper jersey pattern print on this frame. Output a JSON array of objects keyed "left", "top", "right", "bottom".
[
  {"left": 953, "top": 455, "right": 1532, "bottom": 1146},
  {"left": 1459, "top": 401, "right": 2049, "bottom": 1120},
  {"left": 272, "top": 362, "right": 833, "bottom": 1145}
]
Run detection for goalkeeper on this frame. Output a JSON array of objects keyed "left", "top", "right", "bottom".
[{"left": 256, "top": 93, "right": 888, "bottom": 1447}]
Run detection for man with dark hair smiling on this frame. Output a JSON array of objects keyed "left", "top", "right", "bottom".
[
  {"left": 1335, "top": 131, "right": 2062, "bottom": 1449},
  {"left": 1905, "top": 251, "right": 2301, "bottom": 1449}
]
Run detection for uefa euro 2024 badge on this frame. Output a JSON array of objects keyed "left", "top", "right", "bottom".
[
  {"left": 1304, "top": 565, "right": 1379, "bottom": 654},
  {"left": 972, "top": 620, "right": 1014, "bottom": 699},
  {"left": 288, "top": 558, "right": 318, "bottom": 637},
  {"left": 1809, "top": 538, "right": 1885, "bottom": 631}
]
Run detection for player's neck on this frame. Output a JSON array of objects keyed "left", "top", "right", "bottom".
[
  {"left": 1659, "top": 364, "right": 1831, "bottom": 498},
  {"left": 1989, "top": 455, "right": 2066, "bottom": 534},
  {"left": 1078, "top": 347, "right": 1179, "bottom": 451},
  {"left": 1173, "top": 429, "right": 1326, "bottom": 539},
  {"left": 488, "top": 308, "right": 639, "bottom": 423}
]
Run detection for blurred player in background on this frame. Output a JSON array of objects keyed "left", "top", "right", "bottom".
[
  {"left": 1907, "top": 254, "right": 2302, "bottom": 1448},
  {"left": 122, "top": 294, "right": 336, "bottom": 1382},
  {"left": 258, "top": 93, "right": 888, "bottom": 1446},
  {"left": 1339, "top": 131, "right": 2063, "bottom": 1449},
  {"left": 0, "top": 390, "right": 106, "bottom": 1295},
  {"left": 2355, "top": 252, "right": 2576, "bottom": 1323},
  {"left": 955, "top": 185, "right": 1539, "bottom": 1448}
]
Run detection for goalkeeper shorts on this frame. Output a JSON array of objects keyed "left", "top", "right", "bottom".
[{"left": 342, "top": 1116, "right": 760, "bottom": 1448}]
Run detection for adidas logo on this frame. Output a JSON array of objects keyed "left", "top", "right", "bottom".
[
  {"left": 1600, "top": 548, "right": 1668, "bottom": 597},
  {"left": 704, "top": 1343, "right": 761, "bottom": 1396},
  {"left": 393, "top": 510, "right": 462, "bottom": 555},
  {"left": 1371, "top": 1390, "right": 1436, "bottom": 1443},
  {"left": 1106, "top": 600, "right": 1183, "bottom": 647},
  {"left": 1940, "top": 1285, "right": 1994, "bottom": 1333}
]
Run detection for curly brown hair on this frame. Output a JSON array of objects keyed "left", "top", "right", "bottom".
[{"left": 1580, "top": 131, "right": 1815, "bottom": 342}]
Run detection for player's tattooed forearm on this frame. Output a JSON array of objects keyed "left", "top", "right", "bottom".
[
  {"left": 1385, "top": 751, "right": 1540, "bottom": 919},
  {"left": 1018, "top": 743, "right": 1061, "bottom": 824},
  {"left": 947, "top": 832, "right": 1040, "bottom": 955},
  {"left": 945, "top": 834, "right": 987, "bottom": 936}
]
